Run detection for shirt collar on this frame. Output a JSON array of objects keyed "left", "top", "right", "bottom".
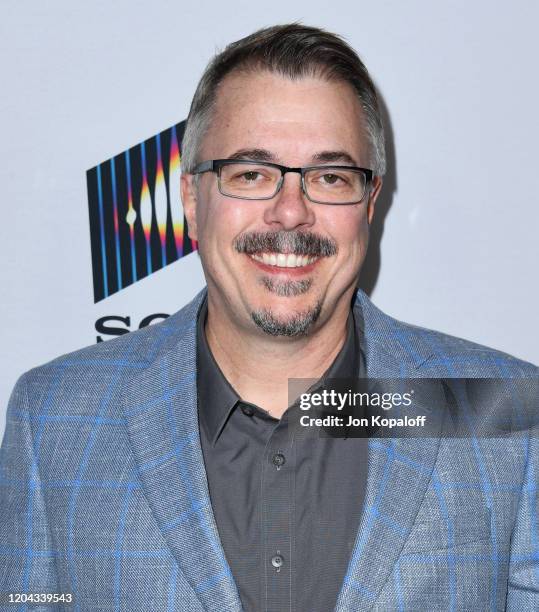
[{"left": 196, "top": 295, "right": 364, "bottom": 446}]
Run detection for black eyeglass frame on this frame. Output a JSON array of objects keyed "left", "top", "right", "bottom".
[{"left": 191, "top": 159, "right": 374, "bottom": 205}]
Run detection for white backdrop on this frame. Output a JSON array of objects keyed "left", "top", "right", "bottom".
[{"left": 1, "top": 0, "right": 538, "bottom": 441}]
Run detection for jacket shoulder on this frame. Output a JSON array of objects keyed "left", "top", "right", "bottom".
[
  {"left": 355, "top": 290, "right": 537, "bottom": 376},
  {"left": 11, "top": 290, "right": 205, "bottom": 418},
  {"left": 394, "top": 317, "right": 537, "bottom": 376}
]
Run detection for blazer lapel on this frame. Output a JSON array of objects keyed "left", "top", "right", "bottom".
[
  {"left": 334, "top": 291, "right": 442, "bottom": 611},
  {"left": 120, "top": 288, "right": 243, "bottom": 612}
]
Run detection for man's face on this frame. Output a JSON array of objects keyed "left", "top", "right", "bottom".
[{"left": 182, "top": 70, "right": 382, "bottom": 337}]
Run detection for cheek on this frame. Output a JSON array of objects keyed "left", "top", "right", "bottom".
[
  {"left": 326, "top": 208, "right": 369, "bottom": 257},
  {"left": 197, "top": 197, "right": 260, "bottom": 250},
  {"left": 356, "top": 214, "right": 371, "bottom": 255}
]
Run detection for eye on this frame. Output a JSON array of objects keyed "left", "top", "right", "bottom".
[
  {"left": 228, "top": 170, "right": 267, "bottom": 183},
  {"left": 221, "top": 163, "right": 278, "bottom": 187},
  {"left": 241, "top": 171, "right": 261, "bottom": 182},
  {"left": 321, "top": 173, "right": 341, "bottom": 184}
]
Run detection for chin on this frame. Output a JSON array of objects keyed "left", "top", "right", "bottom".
[
  {"left": 248, "top": 295, "right": 324, "bottom": 338},
  {"left": 254, "top": 291, "right": 316, "bottom": 310}
]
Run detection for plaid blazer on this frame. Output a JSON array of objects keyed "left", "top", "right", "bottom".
[{"left": 1, "top": 288, "right": 538, "bottom": 611}]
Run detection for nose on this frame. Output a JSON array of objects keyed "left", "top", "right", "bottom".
[{"left": 262, "top": 172, "right": 316, "bottom": 230}]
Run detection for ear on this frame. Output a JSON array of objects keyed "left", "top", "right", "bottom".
[
  {"left": 367, "top": 176, "right": 383, "bottom": 225},
  {"left": 181, "top": 173, "right": 199, "bottom": 241}
]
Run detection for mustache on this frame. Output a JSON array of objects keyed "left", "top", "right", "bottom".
[{"left": 234, "top": 231, "right": 337, "bottom": 257}]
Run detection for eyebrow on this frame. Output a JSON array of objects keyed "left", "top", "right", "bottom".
[
  {"left": 227, "top": 148, "right": 277, "bottom": 162},
  {"left": 311, "top": 150, "right": 359, "bottom": 166},
  {"left": 226, "top": 148, "right": 359, "bottom": 166}
]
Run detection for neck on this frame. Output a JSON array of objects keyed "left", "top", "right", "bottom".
[{"left": 205, "top": 294, "right": 352, "bottom": 419}]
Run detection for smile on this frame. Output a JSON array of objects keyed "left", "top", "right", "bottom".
[{"left": 249, "top": 253, "right": 319, "bottom": 268}]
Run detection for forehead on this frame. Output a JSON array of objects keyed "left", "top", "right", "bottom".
[{"left": 201, "top": 70, "right": 370, "bottom": 165}]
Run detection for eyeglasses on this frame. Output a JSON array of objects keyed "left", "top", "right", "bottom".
[{"left": 191, "top": 159, "right": 374, "bottom": 205}]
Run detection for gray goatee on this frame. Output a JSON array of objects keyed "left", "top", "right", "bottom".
[
  {"left": 259, "top": 277, "right": 313, "bottom": 297},
  {"left": 251, "top": 300, "right": 322, "bottom": 337}
]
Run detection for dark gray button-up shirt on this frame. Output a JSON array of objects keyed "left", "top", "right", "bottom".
[{"left": 196, "top": 297, "right": 368, "bottom": 612}]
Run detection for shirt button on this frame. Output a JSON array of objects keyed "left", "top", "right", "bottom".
[
  {"left": 241, "top": 404, "right": 255, "bottom": 417},
  {"left": 271, "top": 453, "right": 286, "bottom": 468},
  {"left": 271, "top": 554, "right": 284, "bottom": 570}
]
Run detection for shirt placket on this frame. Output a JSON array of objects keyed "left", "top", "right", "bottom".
[{"left": 261, "top": 413, "right": 295, "bottom": 612}]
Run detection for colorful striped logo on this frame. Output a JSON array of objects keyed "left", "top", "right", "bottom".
[{"left": 86, "top": 120, "right": 197, "bottom": 302}]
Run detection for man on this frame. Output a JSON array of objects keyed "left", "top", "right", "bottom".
[{"left": 0, "top": 24, "right": 537, "bottom": 612}]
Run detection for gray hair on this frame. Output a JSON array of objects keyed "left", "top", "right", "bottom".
[{"left": 181, "top": 24, "right": 386, "bottom": 176}]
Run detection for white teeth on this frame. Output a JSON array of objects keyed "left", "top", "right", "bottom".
[
  {"left": 277, "top": 253, "right": 287, "bottom": 267},
  {"left": 250, "top": 253, "right": 319, "bottom": 268},
  {"left": 286, "top": 253, "right": 296, "bottom": 267}
]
